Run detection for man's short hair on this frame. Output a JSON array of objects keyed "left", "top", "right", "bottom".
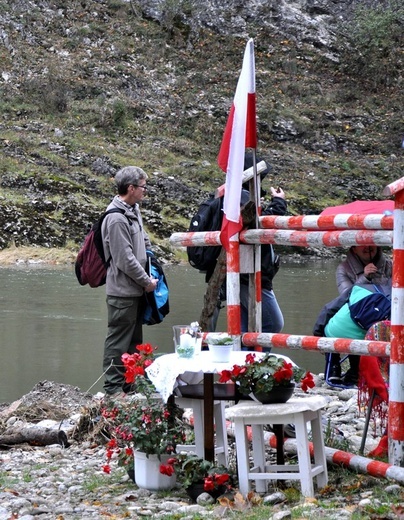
[{"left": 115, "top": 166, "right": 148, "bottom": 195}]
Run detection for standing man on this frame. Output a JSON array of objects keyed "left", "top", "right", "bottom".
[
  {"left": 240, "top": 186, "right": 286, "bottom": 336},
  {"left": 101, "top": 166, "right": 157, "bottom": 396},
  {"left": 208, "top": 185, "right": 287, "bottom": 338}
]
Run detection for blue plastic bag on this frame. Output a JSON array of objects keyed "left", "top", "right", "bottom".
[{"left": 143, "top": 252, "right": 170, "bottom": 325}]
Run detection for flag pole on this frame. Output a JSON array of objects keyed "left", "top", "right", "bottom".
[
  {"left": 249, "top": 149, "right": 262, "bottom": 335},
  {"left": 217, "top": 38, "right": 257, "bottom": 344}
]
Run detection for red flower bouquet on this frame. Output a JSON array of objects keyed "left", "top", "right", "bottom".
[
  {"left": 219, "top": 353, "right": 315, "bottom": 396},
  {"left": 160, "top": 454, "right": 232, "bottom": 500},
  {"left": 102, "top": 344, "right": 186, "bottom": 474}
]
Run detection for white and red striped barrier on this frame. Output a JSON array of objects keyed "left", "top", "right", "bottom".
[
  {"left": 383, "top": 179, "right": 404, "bottom": 467},
  {"left": 241, "top": 229, "right": 393, "bottom": 248},
  {"left": 227, "top": 235, "right": 241, "bottom": 344},
  {"left": 242, "top": 332, "right": 390, "bottom": 357},
  {"left": 260, "top": 214, "right": 393, "bottom": 231},
  {"left": 231, "top": 427, "right": 404, "bottom": 484},
  {"left": 170, "top": 231, "right": 222, "bottom": 247},
  {"left": 170, "top": 229, "right": 392, "bottom": 248},
  {"left": 170, "top": 175, "right": 404, "bottom": 467}
]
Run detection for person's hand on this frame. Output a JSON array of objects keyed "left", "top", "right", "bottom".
[
  {"left": 145, "top": 277, "right": 158, "bottom": 293},
  {"left": 270, "top": 187, "right": 285, "bottom": 199},
  {"left": 364, "top": 263, "right": 378, "bottom": 279}
]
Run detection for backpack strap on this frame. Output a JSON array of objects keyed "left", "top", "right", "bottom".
[
  {"left": 102, "top": 208, "right": 132, "bottom": 267},
  {"left": 104, "top": 207, "right": 132, "bottom": 224}
]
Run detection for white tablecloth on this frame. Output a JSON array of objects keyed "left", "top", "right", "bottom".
[{"left": 145, "top": 351, "right": 294, "bottom": 402}]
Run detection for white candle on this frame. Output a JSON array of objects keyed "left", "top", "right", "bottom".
[{"left": 180, "top": 333, "right": 193, "bottom": 348}]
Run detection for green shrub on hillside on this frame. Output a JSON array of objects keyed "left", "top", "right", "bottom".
[{"left": 339, "top": 0, "right": 403, "bottom": 89}]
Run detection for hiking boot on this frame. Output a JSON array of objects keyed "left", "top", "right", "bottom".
[
  {"left": 328, "top": 365, "right": 342, "bottom": 384},
  {"left": 341, "top": 369, "right": 358, "bottom": 387}
]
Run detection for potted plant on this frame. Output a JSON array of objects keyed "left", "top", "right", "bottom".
[
  {"left": 159, "top": 453, "right": 232, "bottom": 502},
  {"left": 102, "top": 344, "right": 187, "bottom": 491},
  {"left": 218, "top": 353, "right": 315, "bottom": 403},
  {"left": 206, "top": 333, "right": 234, "bottom": 363}
]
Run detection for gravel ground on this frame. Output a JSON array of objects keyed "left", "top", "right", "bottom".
[{"left": 0, "top": 379, "right": 403, "bottom": 520}]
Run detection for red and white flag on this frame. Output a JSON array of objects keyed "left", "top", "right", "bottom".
[{"left": 217, "top": 38, "right": 256, "bottom": 251}]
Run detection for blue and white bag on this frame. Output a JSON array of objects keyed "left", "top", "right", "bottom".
[
  {"left": 143, "top": 251, "right": 170, "bottom": 325},
  {"left": 349, "top": 284, "right": 391, "bottom": 331}
]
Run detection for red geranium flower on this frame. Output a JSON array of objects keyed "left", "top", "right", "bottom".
[
  {"left": 160, "top": 463, "right": 175, "bottom": 476},
  {"left": 215, "top": 473, "right": 230, "bottom": 485},
  {"left": 218, "top": 369, "right": 232, "bottom": 383},
  {"left": 273, "top": 362, "right": 294, "bottom": 383},
  {"left": 203, "top": 476, "right": 215, "bottom": 491},
  {"left": 121, "top": 344, "right": 157, "bottom": 384},
  {"left": 300, "top": 371, "right": 315, "bottom": 392},
  {"left": 107, "top": 438, "right": 118, "bottom": 448},
  {"left": 137, "top": 343, "right": 155, "bottom": 355},
  {"left": 245, "top": 353, "right": 256, "bottom": 364}
]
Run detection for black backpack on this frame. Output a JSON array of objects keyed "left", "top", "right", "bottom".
[
  {"left": 75, "top": 208, "right": 130, "bottom": 288},
  {"left": 187, "top": 194, "right": 224, "bottom": 273}
]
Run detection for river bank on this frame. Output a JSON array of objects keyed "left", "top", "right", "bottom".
[
  {"left": 0, "top": 243, "right": 341, "bottom": 267},
  {"left": 0, "top": 378, "right": 403, "bottom": 520},
  {"left": 0, "top": 245, "right": 77, "bottom": 266}
]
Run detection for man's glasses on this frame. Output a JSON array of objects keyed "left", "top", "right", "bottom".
[{"left": 132, "top": 184, "right": 148, "bottom": 191}]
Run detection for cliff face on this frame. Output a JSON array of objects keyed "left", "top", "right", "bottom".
[
  {"left": 0, "top": 0, "right": 402, "bottom": 258},
  {"left": 137, "top": 0, "right": 348, "bottom": 51}
]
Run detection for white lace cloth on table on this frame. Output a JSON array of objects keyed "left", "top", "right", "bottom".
[{"left": 145, "top": 351, "right": 295, "bottom": 403}]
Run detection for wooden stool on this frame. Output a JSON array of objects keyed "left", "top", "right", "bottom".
[{"left": 226, "top": 396, "right": 328, "bottom": 497}]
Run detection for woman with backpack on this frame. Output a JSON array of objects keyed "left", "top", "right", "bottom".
[
  {"left": 324, "top": 246, "right": 392, "bottom": 385},
  {"left": 314, "top": 282, "right": 391, "bottom": 386}
]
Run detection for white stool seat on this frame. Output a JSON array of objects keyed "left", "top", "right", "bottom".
[{"left": 226, "top": 395, "right": 328, "bottom": 497}]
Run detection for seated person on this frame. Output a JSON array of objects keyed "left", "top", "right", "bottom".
[
  {"left": 314, "top": 283, "right": 391, "bottom": 386},
  {"left": 336, "top": 245, "right": 392, "bottom": 295}
]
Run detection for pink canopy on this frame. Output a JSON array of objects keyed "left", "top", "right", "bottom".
[{"left": 320, "top": 200, "right": 394, "bottom": 216}]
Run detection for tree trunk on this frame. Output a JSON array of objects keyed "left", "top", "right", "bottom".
[{"left": 0, "top": 427, "right": 69, "bottom": 448}]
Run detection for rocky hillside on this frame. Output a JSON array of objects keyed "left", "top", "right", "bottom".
[{"left": 0, "top": 0, "right": 402, "bottom": 260}]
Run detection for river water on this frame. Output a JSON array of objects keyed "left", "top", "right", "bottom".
[{"left": 0, "top": 258, "right": 340, "bottom": 403}]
